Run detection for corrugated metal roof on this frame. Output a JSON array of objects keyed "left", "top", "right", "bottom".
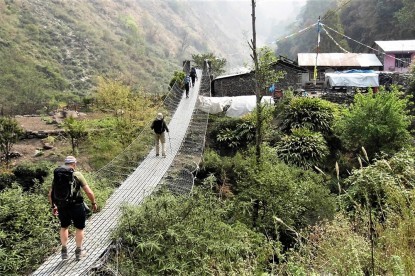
[
  {"left": 375, "top": 40, "right": 415, "bottom": 52},
  {"left": 298, "top": 53, "right": 382, "bottom": 67},
  {"left": 215, "top": 71, "right": 251, "bottom": 80}
]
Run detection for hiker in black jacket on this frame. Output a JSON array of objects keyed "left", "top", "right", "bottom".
[
  {"left": 150, "top": 113, "right": 169, "bottom": 157},
  {"left": 190, "top": 67, "right": 197, "bottom": 87}
]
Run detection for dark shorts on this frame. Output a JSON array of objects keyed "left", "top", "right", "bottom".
[{"left": 58, "top": 203, "right": 86, "bottom": 229}]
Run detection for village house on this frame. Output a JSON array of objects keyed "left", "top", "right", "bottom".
[
  {"left": 211, "top": 56, "right": 306, "bottom": 97},
  {"left": 373, "top": 40, "right": 415, "bottom": 73},
  {"left": 297, "top": 53, "right": 383, "bottom": 93}
]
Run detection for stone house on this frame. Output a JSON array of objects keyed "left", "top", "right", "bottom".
[{"left": 211, "top": 56, "right": 306, "bottom": 97}]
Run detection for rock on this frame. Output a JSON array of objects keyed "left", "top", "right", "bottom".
[
  {"left": 34, "top": 150, "right": 44, "bottom": 157},
  {"left": 8, "top": 151, "right": 22, "bottom": 158},
  {"left": 43, "top": 143, "right": 54, "bottom": 150}
]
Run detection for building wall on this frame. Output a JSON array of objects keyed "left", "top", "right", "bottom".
[
  {"left": 384, "top": 55, "right": 396, "bottom": 71},
  {"left": 213, "top": 74, "right": 255, "bottom": 97},
  {"left": 212, "top": 64, "right": 303, "bottom": 97},
  {"left": 383, "top": 53, "right": 415, "bottom": 73}
]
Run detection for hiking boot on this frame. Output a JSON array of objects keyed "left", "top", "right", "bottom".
[
  {"left": 75, "top": 247, "right": 86, "bottom": 261},
  {"left": 162, "top": 154, "right": 166, "bottom": 158},
  {"left": 61, "top": 246, "right": 68, "bottom": 260},
  {"left": 156, "top": 154, "right": 159, "bottom": 157}
]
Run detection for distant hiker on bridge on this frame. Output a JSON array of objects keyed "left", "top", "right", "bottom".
[
  {"left": 184, "top": 75, "right": 191, "bottom": 98},
  {"left": 48, "top": 156, "right": 98, "bottom": 261},
  {"left": 190, "top": 67, "right": 197, "bottom": 87},
  {"left": 151, "top": 113, "right": 169, "bottom": 157}
]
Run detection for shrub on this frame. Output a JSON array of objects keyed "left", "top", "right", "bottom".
[
  {"left": 209, "top": 116, "right": 256, "bottom": 155},
  {"left": 280, "top": 148, "right": 415, "bottom": 275},
  {"left": 111, "top": 189, "right": 275, "bottom": 275},
  {"left": 276, "top": 128, "right": 329, "bottom": 169},
  {"left": 334, "top": 88, "right": 412, "bottom": 158},
  {"left": 280, "top": 97, "right": 338, "bottom": 134},
  {"left": 232, "top": 146, "right": 336, "bottom": 238},
  {"left": 0, "top": 186, "right": 58, "bottom": 275},
  {"left": 279, "top": 214, "right": 372, "bottom": 275},
  {"left": 168, "top": 70, "right": 185, "bottom": 89},
  {"left": 12, "top": 162, "right": 50, "bottom": 191},
  {"left": 0, "top": 117, "right": 24, "bottom": 164},
  {"left": 0, "top": 170, "right": 16, "bottom": 191},
  {"left": 341, "top": 148, "right": 415, "bottom": 218}
]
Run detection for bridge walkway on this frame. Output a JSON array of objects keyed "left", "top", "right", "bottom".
[{"left": 33, "top": 68, "right": 206, "bottom": 275}]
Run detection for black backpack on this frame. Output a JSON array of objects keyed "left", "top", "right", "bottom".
[
  {"left": 52, "top": 167, "right": 80, "bottom": 207},
  {"left": 151, "top": 119, "right": 165, "bottom": 134},
  {"left": 190, "top": 68, "right": 196, "bottom": 77}
]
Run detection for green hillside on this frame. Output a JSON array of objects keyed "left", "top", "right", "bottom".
[
  {"left": 0, "top": 0, "right": 250, "bottom": 115},
  {"left": 275, "top": 0, "right": 415, "bottom": 58}
]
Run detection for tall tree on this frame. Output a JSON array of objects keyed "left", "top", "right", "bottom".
[
  {"left": 395, "top": 0, "right": 415, "bottom": 35},
  {"left": 62, "top": 116, "right": 87, "bottom": 155},
  {"left": 192, "top": 53, "right": 227, "bottom": 78},
  {"left": 250, "top": 0, "right": 261, "bottom": 163},
  {"left": 0, "top": 117, "right": 24, "bottom": 164},
  {"left": 249, "top": 1, "right": 283, "bottom": 163}
]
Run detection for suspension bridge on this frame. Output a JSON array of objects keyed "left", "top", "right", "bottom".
[{"left": 33, "top": 66, "right": 211, "bottom": 275}]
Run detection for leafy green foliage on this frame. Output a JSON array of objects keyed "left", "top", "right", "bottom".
[
  {"left": 12, "top": 162, "right": 50, "bottom": 192},
  {"left": 0, "top": 117, "right": 24, "bottom": 164},
  {"left": 277, "top": 0, "right": 413, "bottom": 58},
  {"left": 334, "top": 89, "right": 412, "bottom": 158},
  {"left": 252, "top": 47, "right": 286, "bottom": 162},
  {"left": 0, "top": 186, "right": 58, "bottom": 275},
  {"left": 279, "top": 148, "right": 415, "bottom": 275},
  {"left": 231, "top": 146, "right": 335, "bottom": 235},
  {"left": 112, "top": 190, "right": 275, "bottom": 275},
  {"left": 62, "top": 116, "right": 88, "bottom": 155},
  {"left": 0, "top": 171, "right": 16, "bottom": 191},
  {"left": 281, "top": 214, "right": 372, "bottom": 275},
  {"left": 341, "top": 148, "right": 415, "bottom": 217},
  {"left": 168, "top": 70, "right": 186, "bottom": 89},
  {"left": 280, "top": 97, "right": 337, "bottom": 134},
  {"left": 395, "top": 0, "right": 415, "bottom": 33},
  {"left": 276, "top": 128, "right": 329, "bottom": 170},
  {"left": 256, "top": 47, "right": 285, "bottom": 94},
  {"left": 216, "top": 121, "right": 256, "bottom": 152},
  {"left": 191, "top": 53, "right": 227, "bottom": 77}
]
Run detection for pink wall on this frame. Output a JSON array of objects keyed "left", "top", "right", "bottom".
[
  {"left": 383, "top": 53, "right": 415, "bottom": 73},
  {"left": 384, "top": 55, "right": 396, "bottom": 71}
]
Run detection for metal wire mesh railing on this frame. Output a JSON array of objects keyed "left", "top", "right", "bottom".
[
  {"left": 33, "top": 63, "right": 211, "bottom": 275},
  {"left": 161, "top": 65, "right": 211, "bottom": 195}
]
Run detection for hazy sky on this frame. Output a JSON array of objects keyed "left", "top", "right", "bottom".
[{"left": 187, "top": 0, "right": 309, "bottom": 71}]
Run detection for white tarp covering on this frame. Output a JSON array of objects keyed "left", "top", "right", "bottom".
[
  {"left": 197, "top": 95, "right": 274, "bottom": 117},
  {"left": 325, "top": 72, "right": 379, "bottom": 87}
]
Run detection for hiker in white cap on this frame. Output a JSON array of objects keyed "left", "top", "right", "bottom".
[
  {"left": 48, "top": 156, "right": 98, "bottom": 261},
  {"left": 150, "top": 113, "right": 169, "bottom": 157}
]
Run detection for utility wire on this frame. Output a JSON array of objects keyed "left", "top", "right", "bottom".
[
  {"left": 322, "top": 23, "right": 412, "bottom": 66},
  {"left": 275, "top": 22, "right": 317, "bottom": 44},
  {"left": 322, "top": 25, "right": 350, "bottom": 53}
]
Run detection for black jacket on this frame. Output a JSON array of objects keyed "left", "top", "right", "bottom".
[{"left": 151, "top": 119, "right": 169, "bottom": 134}]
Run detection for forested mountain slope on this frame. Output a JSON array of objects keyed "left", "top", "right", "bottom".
[
  {"left": 0, "top": 0, "right": 253, "bottom": 115},
  {"left": 276, "top": 0, "right": 415, "bottom": 59}
]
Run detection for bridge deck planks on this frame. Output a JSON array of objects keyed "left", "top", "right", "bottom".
[{"left": 33, "top": 71, "right": 201, "bottom": 276}]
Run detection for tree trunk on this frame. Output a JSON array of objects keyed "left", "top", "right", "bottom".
[{"left": 251, "top": 0, "right": 262, "bottom": 164}]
